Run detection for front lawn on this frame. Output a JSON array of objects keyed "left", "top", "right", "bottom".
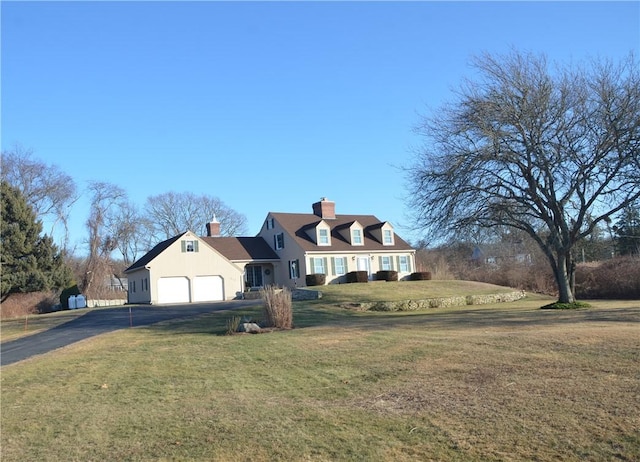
[{"left": 2, "top": 294, "right": 639, "bottom": 461}]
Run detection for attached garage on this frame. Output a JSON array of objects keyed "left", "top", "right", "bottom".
[
  {"left": 193, "top": 275, "right": 224, "bottom": 302},
  {"left": 157, "top": 277, "right": 190, "bottom": 304}
]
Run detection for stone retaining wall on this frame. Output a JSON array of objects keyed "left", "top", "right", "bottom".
[
  {"left": 292, "top": 289, "right": 322, "bottom": 300},
  {"left": 349, "top": 290, "right": 526, "bottom": 312}
]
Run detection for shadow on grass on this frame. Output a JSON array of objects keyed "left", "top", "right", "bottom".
[{"left": 143, "top": 298, "right": 640, "bottom": 338}]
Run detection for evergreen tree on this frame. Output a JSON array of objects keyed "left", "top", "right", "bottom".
[
  {"left": 614, "top": 204, "right": 640, "bottom": 256},
  {"left": 1, "top": 181, "right": 72, "bottom": 302}
]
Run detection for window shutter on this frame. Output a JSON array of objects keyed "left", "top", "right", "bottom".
[
  {"left": 323, "top": 258, "right": 328, "bottom": 274},
  {"left": 331, "top": 257, "right": 336, "bottom": 275},
  {"left": 194, "top": 240, "right": 199, "bottom": 252},
  {"left": 378, "top": 256, "right": 383, "bottom": 269},
  {"left": 344, "top": 257, "right": 349, "bottom": 272},
  {"left": 396, "top": 256, "right": 401, "bottom": 271},
  {"left": 309, "top": 258, "right": 315, "bottom": 273},
  {"left": 274, "top": 235, "right": 277, "bottom": 249},
  {"left": 408, "top": 257, "right": 412, "bottom": 273},
  {"left": 181, "top": 241, "right": 186, "bottom": 252},
  {"left": 390, "top": 256, "right": 394, "bottom": 270}
]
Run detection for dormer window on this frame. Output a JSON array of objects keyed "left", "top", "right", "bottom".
[
  {"left": 318, "top": 228, "right": 330, "bottom": 245},
  {"left": 383, "top": 229, "right": 393, "bottom": 245},
  {"left": 352, "top": 229, "right": 363, "bottom": 245}
]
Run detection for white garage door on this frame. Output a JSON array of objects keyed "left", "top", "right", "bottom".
[
  {"left": 157, "top": 277, "right": 190, "bottom": 304},
  {"left": 193, "top": 275, "right": 224, "bottom": 302}
]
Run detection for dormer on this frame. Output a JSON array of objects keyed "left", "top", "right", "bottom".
[
  {"left": 337, "top": 220, "right": 365, "bottom": 245},
  {"left": 369, "top": 221, "right": 395, "bottom": 245},
  {"left": 305, "top": 220, "right": 332, "bottom": 246}
]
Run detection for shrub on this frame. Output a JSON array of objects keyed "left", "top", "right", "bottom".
[
  {"left": 410, "top": 272, "right": 432, "bottom": 281},
  {"left": 346, "top": 271, "right": 368, "bottom": 283},
  {"left": 225, "top": 315, "right": 242, "bottom": 335},
  {"left": 305, "top": 273, "right": 326, "bottom": 286},
  {"left": 261, "top": 285, "right": 293, "bottom": 329},
  {"left": 575, "top": 256, "right": 640, "bottom": 299},
  {"left": 376, "top": 270, "right": 398, "bottom": 281}
]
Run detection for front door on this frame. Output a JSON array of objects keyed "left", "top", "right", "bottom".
[{"left": 356, "top": 257, "right": 370, "bottom": 278}]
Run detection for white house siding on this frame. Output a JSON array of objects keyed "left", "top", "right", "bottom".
[
  {"left": 126, "top": 268, "right": 152, "bottom": 304},
  {"left": 143, "top": 232, "right": 244, "bottom": 304},
  {"left": 307, "top": 251, "right": 415, "bottom": 285},
  {"left": 258, "top": 215, "right": 308, "bottom": 288}
]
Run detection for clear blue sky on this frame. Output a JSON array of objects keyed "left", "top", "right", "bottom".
[{"left": 2, "top": 1, "right": 638, "bottom": 253}]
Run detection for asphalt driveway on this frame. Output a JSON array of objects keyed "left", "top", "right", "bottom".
[{"left": 1, "top": 300, "right": 259, "bottom": 367}]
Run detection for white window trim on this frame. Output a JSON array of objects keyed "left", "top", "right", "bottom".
[{"left": 352, "top": 228, "right": 364, "bottom": 245}]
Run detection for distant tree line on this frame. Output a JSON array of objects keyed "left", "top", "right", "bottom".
[{"left": 1, "top": 146, "right": 248, "bottom": 301}]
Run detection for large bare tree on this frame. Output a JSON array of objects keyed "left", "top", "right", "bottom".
[
  {"left": 144, "top": 192, "right": 248, "bottom": 240},
  {"left": 406, "top": 51, "right": 640, "bottom": 304},
  {"left": 1, "top": 146, "right": 78, "bottom": 247},
  {"left": 83, "top": 181, "right": 128, "bottom": 297}
]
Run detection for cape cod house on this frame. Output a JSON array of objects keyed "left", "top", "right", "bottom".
[{"left": 125, "top": 198, "right": 416, "bottom": 304}]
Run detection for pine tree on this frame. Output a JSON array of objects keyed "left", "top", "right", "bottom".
[
  {"left": 1, "top": 181, "right": 72, "bottom": 302},
  {"left": 614, "top": 205, "right": 640, "bottom": 256}
]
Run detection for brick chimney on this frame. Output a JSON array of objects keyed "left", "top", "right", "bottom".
[
  {"left": 206, "top": 215, "right": 220, "bottom": 237},
  {"left": 312, "top": 197, "right": 336, "bottom": 220}
]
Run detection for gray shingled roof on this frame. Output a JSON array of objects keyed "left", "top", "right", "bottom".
[
  {"left": 201, "top": 236, "right": 279, "bottom": 261},
  {"left": 269, "top": 212, "right": 414, "bottom": 252}
]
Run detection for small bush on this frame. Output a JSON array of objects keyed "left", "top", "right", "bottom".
[
  {"left": 540, "top": 301, "right": 591, "bottom": 310},
  {"left": 575, "top": 256, "right": 640, "bottom": 299},
  {"left": 376, "top": 270, "right": 398, "bottom": 281},
  {"left": 261, "top": 285, "right": 293, "bottom": 329},
  {"left": 410, "top": 272, "right": 432, "bottom": 281},
  {"left": 225, "top": 315, "right": 242, "bottom": 335},
  {"left": 305, "top": 273, "right": 326, "bottom": 286},
  {"left": 346, "top": 271, "right": 368, "bottom": 283}
]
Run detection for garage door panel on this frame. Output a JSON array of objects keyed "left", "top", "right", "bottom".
[
  {"left": 157, "top": 277, "right": 190, "bottom": 304},
  {"left": 193, "top": 275, "right": 224, "bottom": 302}
]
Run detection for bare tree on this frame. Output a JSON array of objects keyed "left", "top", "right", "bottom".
[
  {"left": 1, "top": 145, "right": 78, "bottom": 246},
  {"left": 83, "top": 181, "right": 128, "bottom": 297},
  {"left": 144, "top": 192, "right": 248, "bottom": 240},
  {"left": 105, "top": 200, "right": 153, "bottom": 266},
  {"left": 406, "top": 51, "right": 640, "bottom": 304}
]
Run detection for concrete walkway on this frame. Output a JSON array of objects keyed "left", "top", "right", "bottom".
[{"left": 1, "top": 300, "right": 259, "bottom": 367}]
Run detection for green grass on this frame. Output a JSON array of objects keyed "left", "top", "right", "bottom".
[
  {"left": 307, "top": 280, "right": 515, "bottom": 303},
  {"left": 2, "top": 285, "right": 639, "bottom": 461}
]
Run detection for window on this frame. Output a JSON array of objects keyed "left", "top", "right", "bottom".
[
  {"left": 310, "top": 257, "right": 325, "bottom": 274},
  {"left": 380, "top": 256, "right": 392, "bottom": 270},
  {"left": 318, "top": 228, "right": 329, "bottom": 245},
  {"left": 383, "top": 230, "right": 393, "bottom": 245},
  {"left": 182, "top": 240, "right": 199, "bottom": 252},
  {"left": 352, "top": 229, "right": 363, "bottom": 245},
  {"left": 333, "top": 257, "right": 346, "bottom": 275},
  {"left": 266, "top": 218, "right": 274, "bottom": 230},
  {"left": 245, "top": 265, "right": 263, "bottom": 288},
  {"left": 274, "top": 233, "right": 284, "bottom": 250},
  {"left": 398, "top": 256, "right": 410, "bottom": 272},
  {"left": 289, "top": 260, "right": 300, "bottom": 279},
  {"left": 131, "top": 280, "right": 136, "bottom": 293}
]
